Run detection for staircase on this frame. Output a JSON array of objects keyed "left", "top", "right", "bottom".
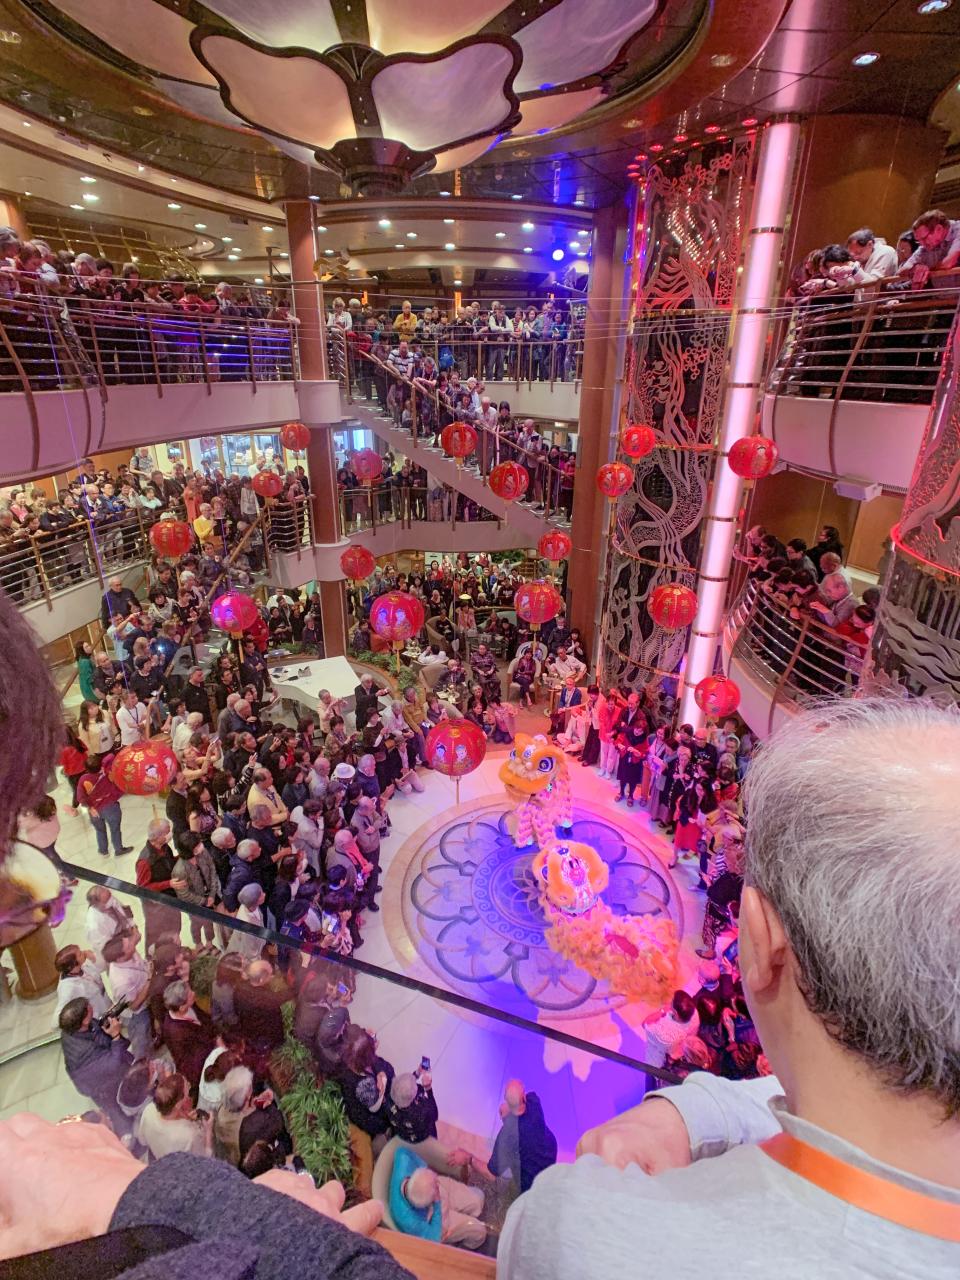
[{"left": 342, "top": 397, "right": 568, "bottom": 544}]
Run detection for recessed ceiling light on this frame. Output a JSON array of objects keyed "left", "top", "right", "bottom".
[
  {"left": 394, "top": 244, "right": 404, "bottom": 249},
  {"left": 222, "top": 236, "right": 233, "bottom": 242},
  {"left": 521, "top": 220, "right": 535, "bottom": 231},
  {"left": 378, "top": 217, "right": 391, "bottom": 228},
  {"left": 261, "top": 225, "right": 273, "bottom": 232},
  {"left": 167, "top": 202, "right": 181, "bottom": 209},
  {"left": 131, "top": 255, "right": 138, "bottom": 262},
  {"left": 623, "top": 117, "right": 642, "bottom": 128},
  {"left": 132, "top": 105, "right": 153, "bottom": 116},
  {"left": 453, "top": 278, "right": 463, "bottom": 285},
  {"left": 69, "top": 203, "right": 83, "bottom": 210},
  {"left": 316, "top": 224, "right": 327, "bottom": 232},
  {"left": 573, "top": 199, "right": 585, "bottom": 207},
  {"left": 21, "top": 120, "right": 30, "bottom": 127},
  {"left": 551, "top": 248, "right": 565, "bottom": 261},
  {"left": 80, "top": 175, "right": 96, "bottom": 184},
  {"left": 444, "top": 242, "right": 456, "bottom": 250},
  {"left": 650, "top": 143, "right": 664, "bottom": 152},
  {"left": 710, "top": 53, "right": 736, "bottom": 67},
  {"left": 495, "top": 231, "right": 506, "bottom": 239},
  {"left": 23, "top": 190, "right": 30, "bottom": 196},
  {"left": 279, "top": 251, "right": 289, "bottom": 258},
  {"left": 673, "top": 134, "right": 688, "bottom": 143},
  {"left": 568, "top": 240, "right": 580, "bottom": 249},
  {"left": 308, "top": 194, "right": 320, "bottom": 201},
  {"left": 82, "top": 193, "right": 99, "bottom": 202},
  {"left": 705, "top": 124, "right": 720, "bottom": 134},
  {"left": 443, "top": 218, "right": 455, "bottom": 224},
  {"left": 169, "top": 178, "right": 177, "bottom": 183},
  {"left": 576, "top": 229, "right": 588, "bottom": 237},
  {"left": 522, "top": 246, "right": 533, "bottom": 253},
  {"left": 137, "top": 164, "right": 145, "bottom": 172},
  {"left": 194, "top": 222, "right": 207, "bottom": 229},
  {"left": 851, "top": 51, "right": 879, "bottom": 65},
  {"left": 324, "top": 248, "right": 334, "bottom": 255},
  {"left": 439, "top": 190, "right": 451, "bottom": 196},
  {"left": 511, "top": 194, "right": 523, "bottom": 200},
  {"left": 406, "top": 231, "right": 417, "bottom": 239},
  {"left": 917, "top": 0, "right": 950, "bottom": 11},
  {"left": 254, "top": 277, "right": 264, "bottom": 284},
  {"left": 227, "top": 253, "right": 239, "bottom": 261},
  {"left": 741, "top": 117, "right": 758, "bottom": 127}
]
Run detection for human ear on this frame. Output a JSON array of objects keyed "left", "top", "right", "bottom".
[{"left": 741, "top": 886, "right": 789, "bottom": 995}]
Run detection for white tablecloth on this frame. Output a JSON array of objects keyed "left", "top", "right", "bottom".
[{"left": 269, "top": 656, "right": 363, "bottom": 715}]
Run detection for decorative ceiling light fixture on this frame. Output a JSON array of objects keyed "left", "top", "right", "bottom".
[
  {"left": 917, "top": 0, "right": 950, "bottom": 11},
  {"left": 43, "top": 0, "right": 662, "bottom": 194},
  {"left": 851, "top": 51, "right": 880, "bottom": 65}
]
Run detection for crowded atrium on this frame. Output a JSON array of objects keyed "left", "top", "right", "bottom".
[{"left": 1, "top": 1, "right": 960, "bottom": 1276}]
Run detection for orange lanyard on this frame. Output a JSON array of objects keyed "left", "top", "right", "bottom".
[{"left": 760, "top": 1132, "right": 960, "bottom": 1243}]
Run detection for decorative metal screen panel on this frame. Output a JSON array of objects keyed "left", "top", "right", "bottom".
[{"left": 602, "top": 139, "right": 756, "bottom": 689}]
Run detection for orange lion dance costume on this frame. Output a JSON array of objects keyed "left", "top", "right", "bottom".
[{"left": 498, "top": 733, "right": 573, "bottom": 847}]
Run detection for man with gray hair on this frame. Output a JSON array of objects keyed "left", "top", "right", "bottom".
[
  {"left": 501, "top": 699, "right": 960, "bottom": 1278},
  {"left": 160, "top": 978, "right": 214, "bottom": 1090},
  {"left": 400, "top": 1163, "right": 486, "bottom": 1250},
  {"left": 227, "top": 882, "right": 266, "bottom": 961}
]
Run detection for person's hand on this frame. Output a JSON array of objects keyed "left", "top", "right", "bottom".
[
  {"left": 447, "top": 1147, "right": 473, "bottom": 1167},
  {"left": 254, "top": 1088, "right": 275, "bottom": 1109},
  {"left": 576, "top": 1097, "right": 692, "bottom": 1174},
  {"left": 254, "top": 1171, "right": 382, "bottom": 1236},
  {"left": 0, "top": 1113, "right": 142, "bottom": 1259},
  {"left": 419, "top": 1071, "right": 433, "bottom": 1091},
  {"left": 102, "top": 1016, "right": 122, "bottom": 1039},
  {"left": 171, "top": 877, "right": 187, "bottom": 891},
  {"left": 912, "top": 263, "right": 930, "bottom": 288},
  {"left": 375, "top": 1071, "right": 387, "bottom": 1095}
]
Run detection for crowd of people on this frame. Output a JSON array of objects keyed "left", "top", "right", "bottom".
[
  {"left": 337, "top": 448, "right": 504, "bottom": 528},
  {"left": 331, "top": 294, "right": 584, "bottom": 384},
  {"left": 735, "top": 522, "right": 878, "bottom": 692},
  {"left": 0, "top": 227, "right": 298, "bottom": 391}
]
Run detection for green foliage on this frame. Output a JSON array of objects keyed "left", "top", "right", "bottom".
[
  {"left": 271, "top": 1009, "right": 352, "bottom": 1187},
  {"left": 397, "top": 665, "right": 420, "bottom": 691},
  {"left": 354, "top": 649, "right": 392, "bottom": 672}
]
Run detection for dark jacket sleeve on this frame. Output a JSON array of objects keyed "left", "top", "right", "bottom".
[{"left": 110, "top": 1153, "right": 414, "bottom": 1280}]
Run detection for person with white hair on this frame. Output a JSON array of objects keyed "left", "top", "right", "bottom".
[
  {"left": 400, "top": 1163, "right": 487, "bottom": 1250},
  {"left": 137, "top": 1071, "right": 210, "bottom": 1161},
  {"left": 227, "top": 882, "right": 266, "bottom": 960},
  {"left": 173, "top": 711, "right": 205, "bottom": 760},
  {"left": 212, "top": 1064, "right": 255, "bottom": 1166},
  {"left": 388, "top": 1070, "right": 439, "bottom": 1145},
  {"left": 502, "top": 699, "right": 960, "bottom": 1279}
]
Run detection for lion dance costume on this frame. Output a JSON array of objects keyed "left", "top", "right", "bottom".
[{"left": 498, "top": 733, "right": 573, "bottom": 846}]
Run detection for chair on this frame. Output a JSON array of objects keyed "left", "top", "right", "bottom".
[
  {"left": 419, "top": 661, "right": 447, "bottom": 693},
  {"left": 425, "top": 616, "right": 455, "bottom": 656},
  {"left": 516, "top": 639, "right": 547, "bottom": 664},
  {"left": 508, "top": 655, "right": 541, "bottom": 702}
]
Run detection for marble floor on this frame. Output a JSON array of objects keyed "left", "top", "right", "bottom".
[{"left": 5, "top": 705, "right": 706, "bottom": 1160}]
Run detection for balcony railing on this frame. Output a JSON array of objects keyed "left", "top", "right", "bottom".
[
  {"left": 767, "top": 277, "right": 960, "bottom": 405},
  {"left": 335, "top": 336, "right": 575, "bottom": 525},
  {"left": 725, "top": 579, "right": 866, "bottom": 725},
  {"left": 0, "top": 295, "right": 299, "bottom": 403},
  {"left": 339, "top": 331, "right": 584, "bottom": 386}
]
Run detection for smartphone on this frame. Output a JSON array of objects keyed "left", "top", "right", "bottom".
[{"left": 420, "top": 1056, "right": 430, "bottom": 1073}]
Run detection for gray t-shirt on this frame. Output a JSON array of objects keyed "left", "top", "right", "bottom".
[{"left": 498, "top": 1078, "right": 960, "bottom": 1278}]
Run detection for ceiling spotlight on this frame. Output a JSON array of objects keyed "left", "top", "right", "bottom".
[
  {"left": 131, "top": 255, "right": 139, "bottom": 263},
  {"left": 741, "top": 117, "right": 758, "bottom": 126},
  {"left": 222, "top": 236, "right": 233, "bottom": 242},
  {"left": 705, "top": 124, "right": 720, "bottom": 133},
  {"left": 324, "top": 248, "right": 334, "bottom": 255},
  {"left": 316, "top": 224, "right": 327, "bottom": 232},
  {"left": 261, "top": 225, "right": 273, "bottom": 231},
  {"left": 453, "top": 278, "right": 463, "bottom": 285},
  {"left": 308, "top": 194, "right": 320, "bottom": 201},
  {"left": 279, "top": 251, "right": 289, "bottom": 258},
  {"left": 21, "top": 120, "right": 30, "bottom": 127},
  {"left": 406, "top": 231, "right": 417, "bottom": 239},
  {"left": 378, "top": 217, "right": 391, "bottom": 227},
  {"left": 132, "top": 105, "right": 154, "bottom": 116},
  {"left": 521, "top": 221, "right": 535, "bottom": 231},
  {"left": 495, "top": 231, "right": 506, "bottom": 239},
  {"left": 710, "top": 52, "right": 736, "bottom": 67},
  {"left": 167, "top": 202, "right": 181, "bottom": 209},
  {"left": 194, "top": 222, "right": 207, "bottom": 230},
  {"left": 80, "top": 175, "right": 96, "bottom": 184},
  {"left": 523, "top": 246, "right": 533, "bottom": 253},
  {"left": 69, "top": 203, "right": 83, "bottom": 210},
  {"left": 673, "top": 133, "right": 688, "bottom": 142},
  {"left": 444, "top": 242, "right": 456, "bottom": 250},
  {"left": 137, "top": 164, "right": 145, "bottom": 172},
  {"left": 394, "top": 244, "right": 405, "bottom": 249},
  {"left": 254, "top": 277, "right": 264, "bottom": 284},
  {"left": 443, "top": 218, "right": 455, "bottom": 224},
  {"left": 573, "top": 199, "right": 585, "bottom": 207},
  {"left": 551, "top": 247, "right": 565, "bottom": 261},
  {"left": 851, "top": 51, "right": 879, "bottom": 65},
  {"left": 439, "top": 190, "right": 451, "bottom": 196},
  {"left": 649, "top": 143, "right": 664, "bottom": 152},
  {"left": 576, "top": 229, "right": 588, "bottom": 237},
  {"left": 568, "top": 240, "right": 580, "bottom": 249},
  {"left": 511, "top": 194, "right": 523, "bottom": 201},
  {"left": 917, "top": 0, "right": 950, "bottom": 11},
  {"left": 82, "top": 193, "right": 99, "bottom": 202},
  {"left": 23, "top": 190, "right": 30, "bottom": 196},
  {"left": 227, "top": 253, "right": 239, "bottom": 261}
]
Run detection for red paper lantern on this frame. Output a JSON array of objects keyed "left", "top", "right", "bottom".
[
  {"left": 148, "top": 518, "right": 193, "bottom": 559},
  {"left": 596, "top": 461, "right": 634, "bottom": 498},
  {"left": 621, "top": 424, "right": 657, "bottom": 459},
  {"left": 727, "top": 435, "right": 779, "bottom": 480},
  {"left": 109, "top": 741, "right": 178, "bottom": 796},
  {"left": 340, "top": 544, "right": 377, "bottom": 582},
  {"left": 252, "top": 470, "right": 284, "bottom": 499},
  {"left": 488, "top": 461, "right": 529, "bottom": 502},
  {"left": 424, "top": 719, "right": 487, "bottom": 778},
  {"left": 440, "top": 421, "right": 478, "bottom": 466},
  {"left": 369, "top": 590, "right": 425, "bottom": 645},
  {"left": 352, "top": 448, "right": 384, "bottom": 485},
  {"left": 211, "top": 591, "right": 261, "bottom": 635},
  {"left": 648, "top": 583, "right": 698, "bottom": 631},
  {"left": 515, "top": 579, "right": 564, "bottom": 628},
  {"left": 694, "top": 675, "right": 741, "bottom": 718},
  {"left": 538, "top": 530, "right": 572, "bottom": 563},
  {"left": 280, "top": 421, "right": 311, "bottom": 451}
]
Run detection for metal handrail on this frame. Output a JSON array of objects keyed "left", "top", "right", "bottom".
[{"left": 334, "top": 334, "right": 574, "bottom": 523}]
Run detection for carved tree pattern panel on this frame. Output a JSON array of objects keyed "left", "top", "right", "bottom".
[{"left": 602, "top": 140, "right": 755, "bottom": 690}]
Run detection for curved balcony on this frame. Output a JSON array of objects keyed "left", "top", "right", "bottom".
[
  {"left": 722, "top": 580, "right": 866, "bottom": 736},
  {"left": 0, "top": 296, "right": 305, "bottom": 482},
  {"left": 761, "top": 279, "right": 959, "bottom": 492}
]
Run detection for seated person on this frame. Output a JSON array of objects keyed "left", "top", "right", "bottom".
[
  {"left": 550, "top": 675, "right": 583, "bottom": 737},
  {"left": 546, "top": 646, "right": 587, "bottom": 686},
  {"left": 556, "top": 701, "right": 589, "bottom": 756},
  {"left": 417, "top": 643, "right": 448, "bottom": 669},
  {"left": 391, "top": 1146, "right": 486, "bottom": 1250},
  {"left": 470, "top": 643, "right": 501, "bottom": 697}
]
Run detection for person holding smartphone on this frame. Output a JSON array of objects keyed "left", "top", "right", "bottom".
[{"left": 387, "top": 1064, "right": 439, "bottom": 1144}]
